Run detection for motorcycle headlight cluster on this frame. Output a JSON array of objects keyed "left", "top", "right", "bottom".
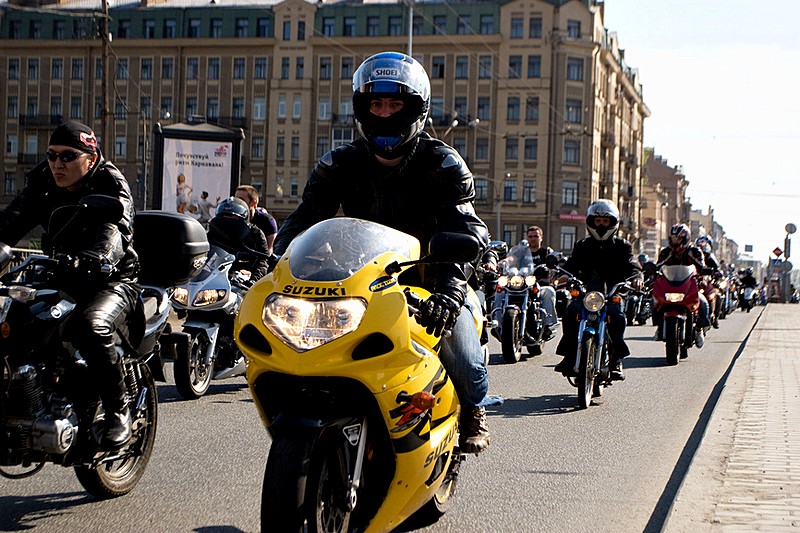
[
  {"left": 498, "top": 275, "right": 536, "bottom": 290},
  {"left": 193, "top": 289, "right": 227, "bottom": 306},
  {"left": 665, "top": 292, "right": 685, "bottom": 303},
  {"left": 583, "top": 291, "right": 605, "bottom": 312},
  {"left": 261, "top": 294, "right": 367, "bottom": 352},
  {"left": 171, "top": 287, "right": 189, "bottom": 306}
]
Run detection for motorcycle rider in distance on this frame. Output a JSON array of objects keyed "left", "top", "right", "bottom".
[
  {"left": 654, "top": 223, "right": 711, "bottom": 342},
  {"left": 739, "top": 266, "right": 758, "bottom": 289},
  {"left": 696, "top": 235, "right": 722, "bottom": 328},
  {"left": 207, "top": 197, "right": 271, "bottom": 282},
  {"left": 554, "top": 200, "right": 643, "bottom": 380},
  {"left": 490, "top": 225, "right": 559, "bottom": 342},
  {"left": 271, "top": 52, "right": 492, "bottom": 454},
  {"left": 0, "top": 121, "right": 139, "bottom": 449}
]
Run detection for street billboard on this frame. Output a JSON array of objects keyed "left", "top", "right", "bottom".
[{"left": 151, "top": 121, "right": 245, "bottom": 218}]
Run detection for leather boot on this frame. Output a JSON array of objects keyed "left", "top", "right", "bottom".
[
  {"left": 459, "top": 406, "right": 490, "bottom": 454},
  {"left": 97, "top": 362, "right": 132, "bottom": 450},
  {"left": 610, "top": 359, "right": 625, "bottom": 381},
  {"left": 103, "top": 404, "right": 132, "bottom": 450}
]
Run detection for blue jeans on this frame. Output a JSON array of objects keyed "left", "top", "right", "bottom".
[{"left": 438, "top": 302, "right": 489, "bottom": 409}]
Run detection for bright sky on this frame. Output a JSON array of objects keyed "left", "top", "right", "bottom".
[{"left": 602, "top": 0, "right": 800, "bottom": 265}]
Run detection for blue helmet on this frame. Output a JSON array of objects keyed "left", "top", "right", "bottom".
[{"left": 352, "top": 52, "right": 431, "bottom": 158}]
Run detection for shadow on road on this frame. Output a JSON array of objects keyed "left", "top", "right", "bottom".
[
  {"left": 156, "top": 382, "right": 249, "bottom": 403},
  {"left": 0, "top": 492, "right": 92, "bottom": 531},
  {"left": 489, "top": 393, "right": 579, "bottom": 418}
]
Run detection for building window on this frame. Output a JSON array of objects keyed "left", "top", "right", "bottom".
[
  {"left": 503, "top": 178, "right": 517, "bottom": 201},
  {"left": 71, "top": 58, "right": 84, "bottom": 79},
  {"left": 567, "top": 19, "right": 581, "bottom": 39},
  {"left": 233, "top": 58, "right": 246, "bottom": 79},
  {"left": 186, "top": 97, "right": 197, "bottom": 117},
  {"left": 479, "top": 15, "right": 494, "bottom": 34},
  {"left": 95, "top": 58, "right": 103, "bottom": 79},
  {"left": 322, "top": 17, "right": 334, "bottom": 37},
  {"left": 94, "top": 97, "right": 102, "bottom": 118},
  {"left": 8, "top": 20, "right": 21, "bottom": 39},
  {"left": 252, "top": 136, "right": 264, "bottom": 158},
  {"left": 115, "top": 135, "right": 126, "bottom": 157},
  {"left": 28, "top": 59, "right": 40, "bottom": 79},
  {"left": 510, "top": 17, "right": 523, "bottom": 38},
  {"left": 164, "top": 19, "right": 177, "bottom": 38},
  {"left": 281, "top": 58, "right": 290, "bottom": 79},
  {"left": 70, "top": 96, "right": 81, "bottom": 118},
  {"left": 526, "top": 96, "right": 539, "bottom": 121},
  {"left": 208, "top": 58, "right": 220, "bottom": 80},
  {"left": 278, "top": 95, "right": 286, "bottom": 118},
  {"left": 253, "top": 97, "right": 266, "bottom": 120},
  {"left": 188, "top": 19, "right": 201, "bottom": 38},
  {"left": 254, "top": 58, "right": 267, "bottom": 79},
  {"left": 143, "top": 20, "right": 155, "bottom": 39},
  {"left": 54, "top": 20, "right": 66, "bottom": 39},
  {"left": 560, "top": 226, "right": 577, "bottom": 251},
  {"left": 50, "top": 96, "right": 62, "bottom": 117},
  {"left": 24, "top": 134, "right": 37, "bottom": 155},
  {"left": 562, "top": 181, "right": 578, "bottom": 205},
  {"left": 367, "top": 16, "right": 380, "bottom": 36},
  {"left": 505, "top": 137, "right": 519, "bottom": 160},
  {"left": 564, "top": 140, "right": 580, "bottom": 164},
  {"left": 116, "top": 58, "right": 128, "bottom": 80},
  {"left": 506, "top": 96, "right": 520, "bottom": 121},
  {"left": 291, "top": 137, "right": 300, "bottom": 159},
  {"left": 73, "top": 20, "right": 88, "bottom": 39},
  {"left": 508, "top": 55, "right": 522, "bottom": 79},
  {"left": 210, "top": 19, "right": 223, "bottom": 38},
  {"left": 26, "top": 96, "right": 38, "bottom": 116},
  {"left": 298, "top": 21, "right": 305, "bottom": 40},
  {"left": 290, "top": 176, "right": 298, "bottom": 197},
  {"left": 232, "top": 97, "right": 244, "bottom": 118},
  {"left": 236, "top": 18, "right": 249, "bottom": 38},
  {"left": 206, "top": 97, "right": 218, "bottom": 120},
  {"left": 524, "top": 138, "right": 538, "bottom": 160},
  {"left": 388, "top": 16, "right": 403, "bottom": 36},
  {"left": 433, "top": 15, "right": 447, "bottom": 35},
  {"left": 477, "top": 97, "right": 490, "bottom": 121},
  {"left": 282, "top": 20, "right": 291, "bottom": 40},
  {"left": 453, "top": 96, "right": 467, "bottom": 119},
  {"left": 529, "top": 17, "right": 542, "bottom": 38},
  {"left": 527, "top": 55, "right": 541, "bottom": 78},
  {"left": 343, "top": 17, "right": 356, "bottom": 37},
  {"left": 479, "top": 56, "right": 492, "bottom": 79},
  {"left": 7, "top": 96, "right": 18, "bottom": 118},
  {"left": 567, "top": 58, "right": 584, "bottom": 81},
  {"left": 29, "top": 21, "right": 41, "bottom": 39},
  {"left": 5, "top": 172, "right": 16, "bottom": 195},
  {"left": 257, "top": 18, "right": 269, "bottom": 38},
  {"left": 333, "top": 128, "right": 353, "bottom": 148},
  {"left": 8, "top": 59, "right": 20, "bottom": 80},
  {"left": 341, "top": 57, "right": 354, "bottom": 79},
  {"left": 276, "top": 137, "right": 285, "bottom": 159},
  {"left": 320, "top": 57, "right": 332, "bottom": 80},
  {"left": 476, "top": 137, "right": 489, "bottom": 160},
  {"left": 140, "top": 96, "right": 151, "bottom": 119},
  {"left": 474, "top": 178, "right": 488, "bottom": 201},
  {"left": 455, "top": 56, "right": 468, "bottom": 78},
  {"left": 412, "top": 16, "right": 423, "bottom": 35},
  {"left": 141, "top": 58, "right": 153, "bottom": 80},
  {"left": 431, "top": 56, "right": 445, "bottom": 79},
  {"left": 316, "top": 136, "right": 329, "bottom": 158},
  {"left": 452, "top": 137, "right": 466, "bottom": 159},
  {"left": 318, "top": 97, "right": 331, "bottom": 120},
  {"left": 162, "top": 58, "right": 174, "bottom": 79},
  {"left": 523, "top": 180, "right": 536, "bottom": 203},
  {"left": 51, "top": 58, "right": 63, "bottom": 79},
  {"left": 292, "top": 96, "right": 301, "bottom": 118},
  {"left": 161, "top": 96, "right": 172, "bottom": 117},
  {"left": 566, "top": 99, "right": 582, "bottom": 123},
  {"left": 502, "top": 224, "right": 516, "bottom": 245},
  {"left": 114, "top": 98, "right": 127, "bottom": 120},
  {"left": 457, "top": 15, "right": 471, "bottom": 34},
  {"left": 296, "top": 57, "right": 304, "bottom": 79}
]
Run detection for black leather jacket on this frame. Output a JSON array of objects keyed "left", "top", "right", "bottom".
[
  {"left": 563, "top": 236, "right": 641, "bottom": 291},
  {"left": 657, "top": 245, "right": 706, "bottom": 271},
  {"left": 0, "top": 156, "right": 138, "bottom": 281},
  {"left": 273, "top": 134, "right": 490, "bottom": 305}
]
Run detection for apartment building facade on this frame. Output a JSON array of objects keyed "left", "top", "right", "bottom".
[{"left": 0, "top": 0, "right": 648, "bottom": 252}]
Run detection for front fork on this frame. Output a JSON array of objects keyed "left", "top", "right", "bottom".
[
  {"left": 573, "top": 313, "right": 607, "bottom": 376},
  {"left": 344, "top": 418, "right": 368, "bottom": 512}
]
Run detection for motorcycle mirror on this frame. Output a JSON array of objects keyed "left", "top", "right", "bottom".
[
  {"left": 427, "top": 233, "right": 481, "bottom": 263},
  {"left": 489, "top": 240, "right": 508, "bottom": 260},
  {"left": 544, "top": 254, "right": 559, "bottom": 269},
  {"left": 643, "top": 261, "right": 658, "bottom": 276},
  {"left": 0, "top": 243, "right": 13, "bottom": 272}
]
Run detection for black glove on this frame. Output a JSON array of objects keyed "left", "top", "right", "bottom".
[
  {"left": 266, "top": 253, "right": 281, "bottom": 273},
  {"left": 416, "top": 293, "right": 461, "bottom": 337},
  {"left": 76, "top": 250, "right": 112, "bottom": 278}
]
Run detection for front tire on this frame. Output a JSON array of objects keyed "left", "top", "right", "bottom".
[
  {"left": 74, "top": 364, "right": 158, "bottom": 499},
  {"left": 577, "top": 336, "right": 596, "bottom": 409},
  {"left": 501, "top": 308, "right": 523, "bottom": 364},
  {"left": 174, "top": 332, "right": 213, "bottom": 400},
  {"left": 664, "top": 316, "right": 681, "bottom": 366}
]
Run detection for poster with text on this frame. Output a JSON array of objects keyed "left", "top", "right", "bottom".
[{"left": 161, "top": 138, "right": 233, "bottom": 226}]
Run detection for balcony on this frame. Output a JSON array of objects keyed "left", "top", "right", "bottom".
[
  {"left": 207, "top": 116, "right": 248, "bottom": 129},
  {"left": 19, "top": 114, "right": 63, "bottom": 127}
]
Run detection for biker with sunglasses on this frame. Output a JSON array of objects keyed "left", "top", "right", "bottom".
[{"left": 0, "top": 121, "right": 140, "bottom": 450}]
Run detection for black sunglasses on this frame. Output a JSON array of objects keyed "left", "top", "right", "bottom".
[{"left": 46, "top": 150, "right": 85, "bottom": 163}]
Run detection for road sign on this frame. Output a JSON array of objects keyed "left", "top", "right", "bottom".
[{"left": 773, "top": 247, "right": 783, "bottom": 257}]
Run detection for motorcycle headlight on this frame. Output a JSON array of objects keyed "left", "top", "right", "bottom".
[
  {"left": 172, "top": 287, "right": 189, "bottom": 306},
  {"left": 497, "top": 276, "right": 509, "bottom": 288},
  {"left": 193, "top": 289, "right": 227, "bottom": 306},
  {"left": 665, "top": 292, "right": 685, "bottom": 303},
  {"left": 508, "top": 275, "right": 525, "bottom": 289},
  {"left": 7, "top": 287, "right": 37, "bottom": 302},
  {"left": 261, "top": 294, "right": 367, "bottom": 352},
  {"left": 583, "top": 291, "right": 605, "bottom": 312},
  {"left": 525, "top": 275, "right": 537, "bottom": 287},
  {"left": 719, "top": 280, "right": 728, "bottom": 289}
]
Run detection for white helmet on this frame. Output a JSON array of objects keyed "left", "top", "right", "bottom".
[{"left": 586, "top": 199, "right": 620, "bottom": 241}]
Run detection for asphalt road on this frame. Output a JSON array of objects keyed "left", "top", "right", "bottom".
[{"left": 0, "top": 308, "right": 762, "bottom": 533}]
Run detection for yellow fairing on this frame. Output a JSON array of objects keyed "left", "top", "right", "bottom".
[{"left": 236, "top": 251, "right": 462, "bottom": 532}]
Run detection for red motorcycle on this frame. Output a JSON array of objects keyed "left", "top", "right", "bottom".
[{"left": 652, "top": 265, "right": 701, "bottom": 365}]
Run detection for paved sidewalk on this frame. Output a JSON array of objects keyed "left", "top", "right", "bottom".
[{"left": 665, "top": 304, "right": 800, "bottom": 532}]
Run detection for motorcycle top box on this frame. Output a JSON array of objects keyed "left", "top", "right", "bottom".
[{"left": 133, "top": 211, "right": 209, "bottom": 287}]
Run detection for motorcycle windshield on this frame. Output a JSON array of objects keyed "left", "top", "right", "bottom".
[
  {"left": 287, "top": 218, "right": 420, "bottom": 282},
  {"left": 190, "top": 244, "right": 235, "bottom": 283},
  {"left": 661, "top": 264, "right": 696, "bottom": 283},
  {"left": 502, "top": 241, "right": 535, "bottom": 275}
]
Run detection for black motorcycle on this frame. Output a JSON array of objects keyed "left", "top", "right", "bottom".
[{"left": 0, "top": 198, "right": 207, "bottom": 498}]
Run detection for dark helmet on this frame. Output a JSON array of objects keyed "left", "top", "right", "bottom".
[
  {"left": 352, "top": 52, "right": 431, "bottom": 159},
  {"left": 668, "top": 223, "right": 691, "bottom": 254},
  {"left": 696, "top": 235, "right": 713, "bottom": 254},
  {"left": 215, "top": 197, "right": 250, "bottom": 223},
  {"left": 585, "top": 199, "right": 619, "bottom": 241},
  {"left": 637, "top": 253, "right": 650, "bottom": 265}
]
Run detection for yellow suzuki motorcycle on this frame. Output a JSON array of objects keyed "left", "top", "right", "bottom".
[{"left": 234, "top": 217, "right": 483, "bottom": 532}]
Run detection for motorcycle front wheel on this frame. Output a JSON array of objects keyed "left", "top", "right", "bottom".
[
  {"left": 501, "top": 308, "right": 523, "bottom": 364},
  {"left": 174, "top": 331, "right": 213, "bottom": 400},
  {"left": 664, "top": 316, "right": 681, "bottom": 366},
  {"left": 577, "top": 335, "right": 597, "bottom": 409},
  {"left": 74, "top": 363, "right": 158, "bottom": 499}
]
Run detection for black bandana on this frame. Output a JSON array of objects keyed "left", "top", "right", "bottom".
[{"left": 49, "top": 121, "right": 99, "bottom": 153}]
